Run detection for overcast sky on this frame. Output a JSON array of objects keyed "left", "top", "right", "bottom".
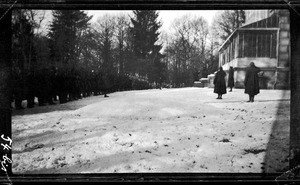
[
  {"left": 37, "top": 10, "right": 218, "bottom": 35},
  {"left": 86, "top": 10, "right": 218, "bottom": 31}
]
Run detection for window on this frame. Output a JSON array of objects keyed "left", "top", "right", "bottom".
[
  {"left": 219, "top": 29, "right": 277, "bottom": 66},
  {"left": 238, "top": 30, "right": 277, "bottom": 58},
  {"left": 238, "top": 33, "right": 244, "bottom": 58}
]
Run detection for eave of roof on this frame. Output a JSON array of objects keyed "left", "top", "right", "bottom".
[
  {"left": 218, "top": 29, "right": 238, "bottom": 52},
  {"left": 218, "top": 27, "right": 279, "bottom": 52}
]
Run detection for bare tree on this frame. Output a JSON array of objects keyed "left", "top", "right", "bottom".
[
  {"left": 115, "top": 14, "right": 130, "bottom": 75},
  {"left": 94, "top": 14, "right": 117, "bottom": 73},
  {"left": 210, "top": 10, "right": 245, "bottom": 47},
  {"left": 165, "top": 15, "right": 209, "bottom": 87},
  {"left": 24, "top": 10, "right": 47, "bottom": 36}
]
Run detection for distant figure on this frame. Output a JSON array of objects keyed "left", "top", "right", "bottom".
[
  {"left": 228, "top": 66, "right": 234, "bottom": 92},
  {"left": 214, "top": 67, "right": 227, "bottom": 99},
  {"left": 244, "top": 62, "right": 261, "bottom": 102},
  {"left": 103, "top": 73, "right": 111, "bottom": 98}
]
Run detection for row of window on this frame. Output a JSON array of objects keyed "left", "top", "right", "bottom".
[
  {"left": 240, "top": 31, "right": 277, "bottom": 58},
  {"left": 220, "top": 30, "right": 278, "bottom": 65}
]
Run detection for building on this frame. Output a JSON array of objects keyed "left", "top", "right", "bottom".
[{"left": 216, "top": 9, "right": 290, "bottom": 89}]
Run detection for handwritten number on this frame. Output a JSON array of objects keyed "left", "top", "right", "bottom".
[
  {"left": 3, "top": 155, "right": 12, "bottom": 164},
  {"left": 1, "top": 143, "right": 11, "bottom": 150},
  {"left": 0, "top": 154, "right": 12, "bottom": 172},
  {"left": 1, "top": 135, "right": 12, "bottom": 145},
  {"left": 1, "top": 161, "right": 7, "bottom": 172},
  {"left": 0, "top": 135, "right": 12, "bottom": 172}
]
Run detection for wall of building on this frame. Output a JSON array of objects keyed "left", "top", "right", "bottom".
[
  {"left": 276, "top": 9, "right": 290, "bottom": 89},
  {"left": 233, "top": 69, "right": 276, "bottom": 89},
  {"left": 210, "top": 10, "right": 290, "bottom": 90},
  {"left": 220, "top": 57, "right": 277, "bottom": 89},
  {"left": 222, "top": 57, "right": 277, "bottom": 70},
  {"left": 244, "top": 10, "right": 274, "bottom": 27},
  {"left": 217, "top": 10, "right": 290, "bottom": 90}
]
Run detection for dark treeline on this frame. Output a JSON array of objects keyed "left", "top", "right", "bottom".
[
  {"left": 11, "top": 10, "right": 243, "bottom": 109},
  {"left": 11, "top": 10, "right": 163, "bottom": 109}
]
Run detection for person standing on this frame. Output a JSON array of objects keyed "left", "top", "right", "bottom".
[
  {"left": 244, "top": 62, "right": 261, "bottom": 102},
  {"left": 102, "top": 72, "right": 111, "bottom": 98},
  {"left": 228, "top": 66, "right": 234, "bottom": 92},
  {"left": 214, "top": 67, "right": 227, "bottom": 99}
]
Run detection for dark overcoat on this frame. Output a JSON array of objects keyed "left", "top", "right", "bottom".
[
  {"left": 244, "top": 66, "right": 261, "bottom": 96},
  {"left": 214, "top": 70, "right": 227, "bottom": 95},
  {"left": 227, "top": 67, "right": 234, "bottom": 88}
]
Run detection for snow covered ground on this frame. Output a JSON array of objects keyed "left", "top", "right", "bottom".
[{"left": 11, "top": 87, "right": 290, "bottom": 174}]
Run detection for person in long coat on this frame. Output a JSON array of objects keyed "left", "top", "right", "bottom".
[
  {"left": 228, "top": 66, "right": 234, "bottom": 92},
  {"left": 244, "top": 62, "right": 261, "bottom": 102},
  {"left": 214, "top": 67, "right": 227, "bottom": 99},
  {"left": 102, "top": 72, "right": 112, "bottom": 98}
]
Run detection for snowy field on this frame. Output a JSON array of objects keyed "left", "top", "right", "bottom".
[{"left": 11, "top": 87, "right": 290, "bottom": 174}]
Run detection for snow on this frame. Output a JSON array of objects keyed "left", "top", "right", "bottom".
[{"left": 11, "top": 87, "right": 290, "bottom": 174}]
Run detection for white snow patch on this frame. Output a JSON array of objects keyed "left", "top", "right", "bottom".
[{"left": 12, "top": 88, "right": 290, "bottom": 174}]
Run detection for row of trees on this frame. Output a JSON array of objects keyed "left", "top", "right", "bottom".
[
  {"left": 159, "top": 10, "right": 245, "bottom": 87},
  {"left": 11, "top": 10, "right": 166, "bottom": 108},
  {"left": 11, "top": 9, "right": 246, "bottom": 108}
]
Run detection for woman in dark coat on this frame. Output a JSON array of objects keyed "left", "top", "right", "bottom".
[
  {"left": 228, "top": 66, "right": 234, "bottom": 92},
  {"left": 214, "top": 67, "right": 227, "bottom": 99},
  {"left": 244, "top": 62, "right": 261, "bottom": 102}
]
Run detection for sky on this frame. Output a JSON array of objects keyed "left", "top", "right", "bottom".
[
  {"left": 35, "top": 10, "right": 218, "bottom": 36},
  {"left": 86, "top": 10, "right": 218, "bottom": 31}
]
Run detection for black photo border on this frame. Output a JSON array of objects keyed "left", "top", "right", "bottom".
[{"left": 0, "top": 0, "right": 299, "bottom": 184}]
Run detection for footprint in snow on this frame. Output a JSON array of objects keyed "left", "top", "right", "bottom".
[
  {"left": 24, "top": 143, "right": 45, "bottom": 152},
  {"left": 127, "top": 143, "right": 134, "bottom": 147},
  {"left": 53, "top": 156, "right": 67, "bottom": 168},
  {"left": 125, "top": 165, "right": 131, "bottom": 170}
]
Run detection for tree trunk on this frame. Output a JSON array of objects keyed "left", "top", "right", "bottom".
[{"left": 0, "top": 9, "right": 12, "bottom": 175}]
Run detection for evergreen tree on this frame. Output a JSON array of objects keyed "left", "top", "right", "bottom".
[
  {"left": 48, "top": 10, "right": 92, "bottom": 69},
  {"left": 11, "top": 10, "right": 37, "bottom": 108},
  {"left": 48, "top": 10, "right": 92, "bottom": 102},
  {"left": 130, "top": 10, "right": 165, "bottom": 85},
  {"left": 12, "top": 10, "right": 36, "bottom": 73}
]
